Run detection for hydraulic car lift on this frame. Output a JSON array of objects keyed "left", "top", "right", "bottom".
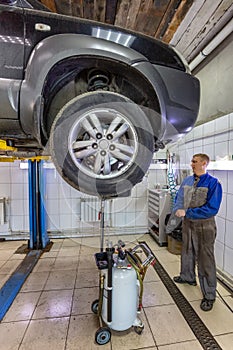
[{"left": 0, "top": 141, "right": 50, "bottom": 320}]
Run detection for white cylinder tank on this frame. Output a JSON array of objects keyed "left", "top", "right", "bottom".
[{"left": 102, "top": 263, "right": 138, "bottom": 331}]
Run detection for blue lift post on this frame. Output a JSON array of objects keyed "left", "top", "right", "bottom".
[
  {"left": 0, "top": 160, "right": 49, "bottom": 320},
  {"left": 28, "top": 159, "right": 50, "bottom": 249}
]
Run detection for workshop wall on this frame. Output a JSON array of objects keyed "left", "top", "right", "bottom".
[{"left": 0, "top": 160, "right": 149, "bottom": 238}]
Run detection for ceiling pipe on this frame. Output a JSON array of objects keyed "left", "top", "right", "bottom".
[{"left": 189, "top": 18, "right": 233, "bottom": 71}]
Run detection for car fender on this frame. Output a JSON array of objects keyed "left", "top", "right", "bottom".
[
  {"left": 20, "top": 33, "right": 150, "bottom": 135},
  {"left": 133, "top": 61, "right": 200, "bottom": 142}
]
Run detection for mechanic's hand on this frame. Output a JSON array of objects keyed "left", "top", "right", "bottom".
[{"left": 175, "top": 209, "right": 186, "bottom": 217}]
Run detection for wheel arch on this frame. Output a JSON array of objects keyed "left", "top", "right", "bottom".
[{"left": 20, "top": 34, "right": 147, "bottom": 131}]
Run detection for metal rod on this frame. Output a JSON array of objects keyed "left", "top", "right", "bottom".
[{"left": 100, "top": 198, "right": 105, "bottom": 252}]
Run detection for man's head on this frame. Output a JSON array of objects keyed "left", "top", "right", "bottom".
[{"left": 191, "top": 153, "right": 210, "bottom": 176}]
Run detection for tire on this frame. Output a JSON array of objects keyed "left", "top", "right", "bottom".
[
  {"left": 91, "top": 299, "right": 99, "bottom": 314},
  {"left": 95, "top": 327, "right": 111, "bottom": 345},
  {"left": 134, "top": 324, "right": 144, "bottom": 335},
  {"left": 50, "top": 91, "right": 154, "bottom": 198}
]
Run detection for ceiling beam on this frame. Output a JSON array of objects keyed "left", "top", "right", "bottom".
[
  {"left": 39, "top": 0, "right": 57, "bottom": 12},
  {"left": 105, "top": 0, "right": 118, "bottom": 24},
  {"left": 71, "top": 0, "right": 84, "bottom": 17},
  {"left": 162, "top": 0, "right": 194, "bottom": 43},
  {"left": 154, "top": 0, "right": 181, "bottom": 40},
  {"left": 54, "top": 0, "right": 72, "bottom": 15}
]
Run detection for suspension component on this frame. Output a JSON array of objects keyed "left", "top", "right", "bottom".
[{"left": 87, "top": 69, "right": 110, "bottom": 91}]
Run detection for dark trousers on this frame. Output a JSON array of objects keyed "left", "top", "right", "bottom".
[{"left": 180, "top": 217, "right": 217, "bottom": 300}]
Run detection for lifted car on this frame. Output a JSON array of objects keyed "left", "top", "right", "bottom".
[{"left": 0, "top": 0, "right": 200, "bottom": 197}]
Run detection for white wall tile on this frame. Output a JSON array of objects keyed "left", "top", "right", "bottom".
[
  {"left": 59, "top": 214, "right": 72, "bottom": 229},
  {"left": 124, "top": 198, "right": 136, "bottom": 213},
  {"left": 46, "top": 183, "right": 60, "bottom": 199},
  {"left": 59, "top": 181, "right": 71, "bottom": 199},
  {"left": 229, "top": 113, "right": 233, "bottom": 128},
  {"left": 193, "top": 124, "right": 203, "bottom": 138},
  {"left": 70, "top": 187, "right": 82, "bottom": 199},
  {"left": 214, "top": 141, "right": 228, "bottom": 159},
  {"left": 226, "top": 194, "right": 233, "bottom": 220},
  {"left": 11, "top": 216, "right": 25, "bottom": 231},
  {"left": 218, "top": 194, "right": 226, "bottom": 218},
  {"left": 229, "top": 138, "right": 233, "bottom": 158},
  {"left": 46, "top": 199, "right": 59, "bottom": 215},
  {"left": 125, "top": 212, "right": 136, "bottom": 227},
  {"left": 71, "top": 198, "right": 81, "bottom": 216},
  {"left": 224, "top": 246, "right": 233, "bottom": 278},
  {"left": 203, "top": 135, "right": 214, "bottom": 146},
  {"left": 112, "top": 198, "right": 128, "bottom": 213},
  {"left": 59, "top": 198, "right": 73, "bottom": 215},
  {"left": 112, "top": 212, "right": 126, "bottom": 227},
  {"left": 47, "top": 214, "right": 60, "bottom": 231},
  {"left": 10, "top": 167, "right": 25, "bottom": 184},
  {"left": 203, "top": 144, "right": 214, "bottom": 160},
  {"left": 45, "top": 169, "right": 59, "bottom": 184},
  {"left": 225, "top": 220, "right": 233, "bottom": 249},
  {"left": 215, "top": 115, "right": 229, "bottom": 133},
  {"left": 10, "top": 200, "right": 24, "bottom": 216},
  {"left": 215, "top": 241, "right": 224, "bottom": 270},
  {"left": 135, "top": 196, "right": 147, "bottom": 212},
  {"left": 193, "top": 139, "right": 202, "bottom": 148},
  {"left": 214, "top": 171, "right": 227, "bottom": 193},
  {"left": 227, "top": 171, "right": 233, "bottom": 194},
  {"left": 135, "top": 211, "right": 148, "bottom": 227},
  {"left": 203, "top": 120, "right": 215, "bottom": 137},
  {"left": 23, "top": 199, "right": 29, "bottom": 216},
  {"left": 0, "top": 167, "right": 11, "bottom": 183},
  {"left": 193, "top": 145, "right": 203, "bottom": 155},
  {"left": 215, "top": 216, "right": 226, "bottom": 244},
  {"left": 0, "top": 183, "right": 10, "bottom": 197},
  {"left": 24, "top": 215, "right": 29, "bottom": 232},
  {"left": 11, "top": 183, "right": 24, "bottom": 200}
]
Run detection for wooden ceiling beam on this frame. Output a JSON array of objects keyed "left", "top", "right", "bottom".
[
  {"left": 71, "top": 0, "right": 84, "bottom": 17},
  {"left": 154, "top": 0, "right": 181, "bottom": 40},
  {"left": 83, "top": 0, "right": 95, "bottom": 20},
  {"left": 105, "top": 0, "right": 118, "bottom": 24},
  {"left": 135, "top": 0, "right": 171, "bottom": 36},
  {"left": 162, "top": 0, "right": 194, "bottom": 43},
  {"left": 115, "top": 0, "right": 131, "bottom": 27},
  {"left": 54, "top": 0, "right": 72, "bottom": 15},
  {"left": 94, "top": 0, "right": 106, "bottom": 22},
  {"left": 39, "top": 0, "right": 57, "bottom": 12},
  {"left": 125, "top": 0, "right": 141, "bottom": 30}
]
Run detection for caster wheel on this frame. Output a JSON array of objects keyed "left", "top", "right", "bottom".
[
  {"left": 91, "top": 299, "right": 99, "bottom": 314},
  {"left": 134, "top": 324, "right": 144, "bottom": 335},
  {"left": 95, "top": 327, "right": 111, "bottom": 345}
]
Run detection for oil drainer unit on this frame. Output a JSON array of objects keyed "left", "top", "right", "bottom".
[{"left": 91, "top": 199, "right": 155, "bottom": 345}]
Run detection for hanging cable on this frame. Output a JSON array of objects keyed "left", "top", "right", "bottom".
[{"left": 167, "top": 151, "right": 177, "bottom": 210}]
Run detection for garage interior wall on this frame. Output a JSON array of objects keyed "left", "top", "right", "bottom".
[
  {"left": 0, "top": 162, "right": 150, "bottom": 238},
  {"left": 195, "top": 34, "right": 233, "bottom": 124}
]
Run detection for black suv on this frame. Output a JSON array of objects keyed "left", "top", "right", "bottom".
[{"left": 0, "top": 0, "right": 200, "bottom": 197}]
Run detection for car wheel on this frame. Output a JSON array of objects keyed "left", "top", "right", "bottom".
[{"left": 50, "top": 91, "right": 154, "bottom": 197}]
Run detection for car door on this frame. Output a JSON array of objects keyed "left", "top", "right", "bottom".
[
  {"left": 0, "top": 0, "right": 24, "bottom": 122},
  {"left": 0, "top": 0, "right": 24, "bottom": 80}
]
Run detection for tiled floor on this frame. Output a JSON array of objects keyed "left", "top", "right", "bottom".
[{"left": 0, "top": 234, "right": 233, "bottom": 350}]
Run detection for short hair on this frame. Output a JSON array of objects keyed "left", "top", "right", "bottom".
[{"left": 193, "top": 153, "right": 210, "bottom": 165}]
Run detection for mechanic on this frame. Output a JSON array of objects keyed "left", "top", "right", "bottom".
[{"left": 173, "top": 153, "right": 222, "bottom": 311}]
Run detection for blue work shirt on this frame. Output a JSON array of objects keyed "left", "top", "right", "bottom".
[{"left": 174, "top": 173, "right": 222, "bottom": 220}]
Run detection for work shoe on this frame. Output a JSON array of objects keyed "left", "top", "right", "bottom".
[
  {"left": 173, "top": 276, "right": 197, "bottom": 286},
  {"left": 200, "top": 298, "right": 215, "bottom": 311}
]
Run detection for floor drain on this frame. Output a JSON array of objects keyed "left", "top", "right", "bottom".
[{"left": 141, "top": 241, "right": 223, "bottom": 350}]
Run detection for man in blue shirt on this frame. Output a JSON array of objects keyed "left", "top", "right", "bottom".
[{"left": 173, "top": 153, "right": 222, "bottom": 311}]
